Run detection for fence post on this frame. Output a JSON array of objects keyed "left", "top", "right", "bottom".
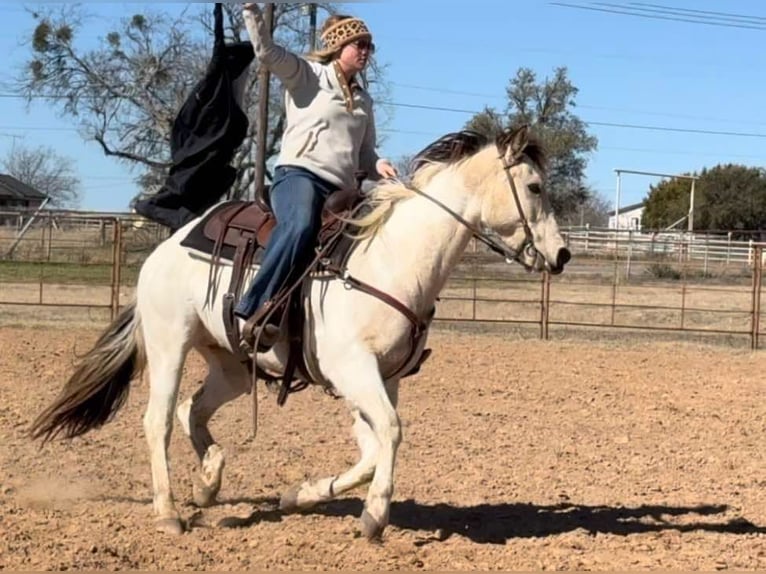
[
  {"left": 110, "top": 219, "right": 123, "bottom": 320},
  {"left": 726, "top": 232, "right": 732, "bottom": 265},
  {"left": 751, "top": 246, "right": 762, "bottom": 350},
  {"left": 471, "top": 238, "right": 477, "bottom": 321},
  {"left": 540, "top": 270, "right": 550, "bottom": 340}
]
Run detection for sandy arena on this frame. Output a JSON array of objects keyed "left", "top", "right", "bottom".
[{"left": 1, "top": 325, "right": 765, "bottom": 570}]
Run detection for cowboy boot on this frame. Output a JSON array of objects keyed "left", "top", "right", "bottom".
[{"left": 239, "top": 316, "right": 280, "bottom": 354}]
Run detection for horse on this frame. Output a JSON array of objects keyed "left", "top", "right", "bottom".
[{"left": 30, "top": 124, "right": 571, "bottom": 540}]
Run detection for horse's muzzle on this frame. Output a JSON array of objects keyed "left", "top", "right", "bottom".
[{"left": 547, "top": 247, "right": 571, "bottom": 275}]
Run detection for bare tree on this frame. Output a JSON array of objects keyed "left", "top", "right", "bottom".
[
  {"left": 14, "top": 3, "right": 391, "bottom": 205},
  {"left": 1, "top": 143, "right": 81, "bottom": 208}
]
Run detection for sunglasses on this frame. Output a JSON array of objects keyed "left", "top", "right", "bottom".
[{"left": 351, "top": 39, "right": 376, "bottom": 53}]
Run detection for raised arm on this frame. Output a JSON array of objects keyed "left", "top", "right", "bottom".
[{"left": 242, "top": 3, "right": 315, "bottom": 90}]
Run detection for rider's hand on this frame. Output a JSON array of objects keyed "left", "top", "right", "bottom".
[{"left": 376, "top": 159, "right": 398, "bottom": 180}]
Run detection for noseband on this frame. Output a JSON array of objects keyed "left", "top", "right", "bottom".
[{"left": 402, "top": 142, "right": 539, "bottom": 267}]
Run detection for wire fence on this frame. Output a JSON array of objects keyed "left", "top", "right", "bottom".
[{"left": 1, "top": 211, "right": 764, "bottom": 349}]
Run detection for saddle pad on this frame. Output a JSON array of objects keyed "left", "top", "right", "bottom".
[{"left": 179, "top": 200, "right": 267, "bottom": 262}]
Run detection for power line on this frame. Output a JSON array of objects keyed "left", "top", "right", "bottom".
[
  {"left": 629, "top": 3, "right": 766, "bottom": 23},
  {"left": 2, "top": 94, "right": 766, "bottom": 141},
  {"left": 2, "top": 75, "right": 763, "bottom": 133},
  {"left": 550, "top": 2, "right": 766, "bottom": 30},
  {"left": 610, "top": 2, "right": 766, "bottom": 25},
  {"left": 389, "top": 81, "right": 766, "bottom": 127},
  {"left": 380, "top": 101, "right": 766, "bottom": 139},
  {"left": 381, "top": 128, "right": 766, "bottom": 159}
]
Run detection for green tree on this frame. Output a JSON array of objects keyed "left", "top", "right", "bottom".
[
  {"left": 642, "top": 164, "right": 766, "bottom": 237},
  {"left": 465, "top": 66, "right": 599, "bottom": 220},
  {"left": 642, "top": 176, "right": 699, "bottom": 230},
  {"left": 699, "top": 164, "right": 766, "bottom": 237},
  {"left": 13, "top": 3, "right": 390, "bottom": 206}
]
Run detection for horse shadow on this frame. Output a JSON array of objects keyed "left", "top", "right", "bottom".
[
  {"left": 236, "top": 498, "right": 765, "bottom": 544},
  {"left": 103, "top": 492, "right": 765, "bottom": 543}
]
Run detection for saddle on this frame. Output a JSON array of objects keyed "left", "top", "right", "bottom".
[
  {"left": 179, "top": 171, "right": 433, "bottom": 407},
  {"left": 179, "top": 172, "right": 369, "bottom": 404}
]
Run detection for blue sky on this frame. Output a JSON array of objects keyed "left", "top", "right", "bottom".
[{"left": 0, "top": 1, "right": 765, "bottom": 213}]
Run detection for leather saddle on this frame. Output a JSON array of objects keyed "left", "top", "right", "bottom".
[
  {"left": 201, "top": 183, "right": 363, "bottom": 262},
  {"left": 178, "top": 171, "right": 368, "bottom": 406}
]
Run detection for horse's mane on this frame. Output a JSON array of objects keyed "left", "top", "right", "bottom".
[
  {"left": 409, "top": 130, "right": 489, "bottom": 174},
  {"left": 410, "top": 127, "right": 546, "bottom": 183},
  {"left": 349, "top": 126, "right": 545, "bottom": 239}
]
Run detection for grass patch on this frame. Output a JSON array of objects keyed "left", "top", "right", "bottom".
[{"left": 0, "top": 260, "right": 140, "bottom": 285}]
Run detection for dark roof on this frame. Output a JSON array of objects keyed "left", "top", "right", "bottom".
[
  {"left": 617, "top": 202, "right": 644, "bottom": 214},
  {"left": 0, "top": 174, "right": 47, "bottom": 201}
]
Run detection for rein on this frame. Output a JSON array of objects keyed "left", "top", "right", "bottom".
[
  {"left": 397, "top": 143, "right": 539, "bottom": 267},
  {"left": 317, "top": 144, "right": 539, "bottom": 382}
]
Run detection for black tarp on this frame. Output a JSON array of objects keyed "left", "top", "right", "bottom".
[{"left": 134, "top": 3, "right": 254, "bottom": 231}]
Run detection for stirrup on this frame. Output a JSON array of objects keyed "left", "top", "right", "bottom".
[{"left": 240, "top": 317, "right": 280, "bottom": 354}]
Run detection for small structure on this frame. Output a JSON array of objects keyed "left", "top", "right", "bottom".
[
  {"left": 608, "top": 202, "right": 644, "bottom": 231},
  {"left": 0, "top": 174, "right": 47, "bottom": 213}
]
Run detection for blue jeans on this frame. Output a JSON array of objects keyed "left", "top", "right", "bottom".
[{"left": 234, "top": 165, "right": 338, "bottom": 319}]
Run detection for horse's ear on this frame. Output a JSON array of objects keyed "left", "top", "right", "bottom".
[{"left": 504, "top": 124, "right": 529, "bottom": 163}]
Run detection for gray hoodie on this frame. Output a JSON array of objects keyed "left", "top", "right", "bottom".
[{"left": 244, "top": 9, "right": 384, "bottom": 190}]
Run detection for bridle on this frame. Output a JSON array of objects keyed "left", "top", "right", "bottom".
[
  {"left": 312, "top": 140, "right": 543, "bottom": 389},
  {"left": 401, "top": 141, "right": 540, "bottom": 268}
]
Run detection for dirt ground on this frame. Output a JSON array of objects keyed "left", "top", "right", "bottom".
[{"left": 2, "top": 325, "right": 766, "bottom": 570}]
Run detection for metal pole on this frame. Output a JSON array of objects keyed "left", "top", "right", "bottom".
[
  {"left": 540, "top": 271, "right": 550, "bottom": 340},
  {"left": 308, "top": 3, "right": 317, "bottom": 51},
  {"left": 688, "top": 179, "right": 696, "bottom": 232},
  {"left": 751, "top": 246, "right": 762, "bottom": 350},
  {"left": 110, "top": 219, "right": 120, "bottom": 320},
  {"left": 5, "top": 197, "right": 50, "bottom": 258},
  {"left": 254, "top": 4, "right": 275, "bottom": 203},
  {"left": 614, "top": 170, "right": 621, "bottom": 231}
]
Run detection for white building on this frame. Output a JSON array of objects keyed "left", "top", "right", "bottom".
[{"left": 608, "top": 202, "right": 645, "bottom": 230}]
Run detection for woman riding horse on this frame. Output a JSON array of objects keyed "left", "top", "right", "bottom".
[{"left": 235, "top": 3, "right": 397, "bottom": 352}]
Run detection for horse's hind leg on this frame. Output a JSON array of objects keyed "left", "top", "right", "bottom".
[
  {"left": 141, "top": 312, "right": 192, "bottom": 535},
  {"left": 176, "top": 344, "right": 250, "bottom": 507},
  {"left": 280, "top": 379, "right": 399, "bottom": 513}
]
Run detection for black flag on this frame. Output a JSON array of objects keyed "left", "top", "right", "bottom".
[{"left": 134, "top": 3, "right": 255, "bottom": 230}]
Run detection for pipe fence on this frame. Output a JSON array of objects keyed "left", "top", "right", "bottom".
[{"left": 1, "top": 212, "right": 764, "bottom": 349}]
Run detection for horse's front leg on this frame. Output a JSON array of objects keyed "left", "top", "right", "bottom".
[
  {"left": 281, "top": 350, "right": 401, "bottom": 540},
  {"left": 280, "top": 392, "right": 393, "bottom": 509}
]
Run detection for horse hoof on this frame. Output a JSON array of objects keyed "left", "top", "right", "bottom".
[
  {"left": 279, "top": 485, "right": 302, "bottom": 513},
  {"left": 155, "top": 517, "right": 185, "bottom": 535},
  {"left": 360, "top": 509, "right": 385, "bottom": 541},
  {"left": 192, "top": 483, "right": 219, "bottom": 508}
]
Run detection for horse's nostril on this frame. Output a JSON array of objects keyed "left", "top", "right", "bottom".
[{"left": 557, "top": 248, "right": 571, "bottom": 269}]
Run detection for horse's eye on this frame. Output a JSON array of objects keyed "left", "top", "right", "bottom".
[{"left": 529, "top": 183, "right": 542, "bottom": 195}]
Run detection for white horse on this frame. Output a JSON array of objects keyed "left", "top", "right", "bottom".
[{"left": 31, "top": 124, "right": 571, "bottom": 540}]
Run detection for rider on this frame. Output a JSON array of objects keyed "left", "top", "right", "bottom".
[{"left": 237, "top": 3, "right": 397, "bottom": 352}]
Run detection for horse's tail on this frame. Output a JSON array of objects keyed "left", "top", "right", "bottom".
[{"left": 30, "top": 300, "right": 146, "bottom": 444}]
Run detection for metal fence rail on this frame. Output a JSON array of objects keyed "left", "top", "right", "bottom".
[
  {"left": 1, "top": 212, "right": 765, "bottom": 349},
  {"left": 564, "top": 227, "right": 766, "bottom": 266}
]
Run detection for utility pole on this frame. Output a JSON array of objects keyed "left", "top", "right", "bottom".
[{"left": 253, "top": 3, "right": 275, "bottom": 205}]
